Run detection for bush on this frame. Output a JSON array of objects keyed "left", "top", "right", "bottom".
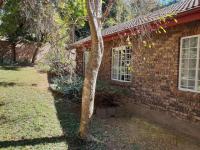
[
  {"left": 96, "top": 80, "right": 131, "bottom": 96},
  {"left": 45, "top": 48, "right": 76, "bottom": 76},
  {"left": 50, "top": 75, "right": 83, "bottom": 101},
  {"left": 35, "top": 62, "right": 51, "bottom": 73},
  {"left": 95, "top": 80, "right": 132, "bottom": 107}
]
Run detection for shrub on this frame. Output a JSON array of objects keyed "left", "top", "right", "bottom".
[
  {"left": 35, "top": 62, "right": 51, "bottom": 73},
  {"left": 45, "top": 48, "right": 76, "bottom": 76},
  {"left": 50, "top": 75, "right": 83, "bottom": 101},
  {"left": 96, "top": 80, "right": 131, "bottom": 96}
]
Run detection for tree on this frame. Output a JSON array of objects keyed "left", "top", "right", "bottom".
[
  {"left": 0, "top": 0, "right": 74, "bottom": 63},
  {"left": 79, "top": 0, "right": 115, "bottom": 139},
  {"left": 58, "top": 0, "right": 87, "bottom": 43},
  {"left": 79, "top": 0, "right": 104, "bottom": 139},
  {"left": 0, "top": 0, "right": 59, "bottom": 63},
  {"left": 0, "top": 0, "right": 26, "bottom": 63}
]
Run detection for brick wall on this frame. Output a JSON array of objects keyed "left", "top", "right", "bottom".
[
  {"left": 76, "top": 49, "right": 84, "bottom": 75},
  {"left": 77, "top": 20, "right": 200, "bottom": 122},
  {"left": 0, "top": 41, "right": 50, "bottom": 64},
  {"left": 130, "top": 21, "right": 200, "bottom": 122},
  {"left": 0, "top": 41, "right": 13, "bottom": 64},
  {"left": 15, "top": 42, "right": 38, "bottom": 63}
]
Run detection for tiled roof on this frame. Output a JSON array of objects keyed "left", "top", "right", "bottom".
[{"left": 74, "top": 0, "right": 200, "bottom": 46}]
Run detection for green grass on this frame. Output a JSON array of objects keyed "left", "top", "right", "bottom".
[
  {"left": 0, "top": 66, "right": 105, "bottom": 150},
  {"left": 0, "top": 66, "right": 68, "bottom": 150}
]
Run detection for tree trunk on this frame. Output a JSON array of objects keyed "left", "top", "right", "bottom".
[
  {"left": 79, "top": 0, "right": 104, "bottom": 139},
  {"left": 32, "top": 43, "right": 42, "bottom": 64},
  {"left": 12, "top": 43, "right": 16, "bottom": 63},
  {"left": 71, "top": 24, "right": 76, "bottom": 43},
  {"left": 0, "top": 0, "right": 4, "bottom": 8}
]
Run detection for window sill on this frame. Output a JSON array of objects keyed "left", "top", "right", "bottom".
[
  {"left": 111, "top": 79, "right": 132, "bottom": 83},
  {"left": 178, "top": 87, "right": 200, "bottom": 94}
]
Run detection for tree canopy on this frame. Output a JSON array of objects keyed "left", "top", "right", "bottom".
[{"left": 0, "top": 0, "right": 26, "bottom": 42}]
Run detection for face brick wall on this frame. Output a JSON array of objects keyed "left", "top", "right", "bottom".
[
  {"left": 76, "top": 20, "right": 200, "bottom": 122},
  {"left": 0, "top": 42, "right": 51, "bottom": 64},
  {"left": 76, "top": 49, "right": 84, "bottom": 75},
  {"left": 0, "top": 41, "right": 13, "bottom": 63}
]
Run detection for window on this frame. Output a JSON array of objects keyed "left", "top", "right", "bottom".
[
  {"left": 112, "top": 46, "right": 132, "bottom": 82},
  {"left": 179, "top": 35, "right": 200, "bottom": 92},
  {"left": 83, "top": 51, "right": 89, "bottom": 75}
]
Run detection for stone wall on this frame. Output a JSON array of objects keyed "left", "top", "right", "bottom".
[{"left": 76, "top": 20, "right": 200, "bottom": 123}]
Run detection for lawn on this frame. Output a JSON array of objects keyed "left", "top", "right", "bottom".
[
  {"left": 0, "top": 66, "right": 69, "bottom": 149},
  {"left": 0, "top": 66, "right": 104, "bottom": 150}
]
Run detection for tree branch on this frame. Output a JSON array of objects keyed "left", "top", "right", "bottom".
[
  {"left": 0, "top": 0, "right": 4, "bottom": 8},
  {"left": 102, "top": 0, "right": 115, "bottom": 22}
]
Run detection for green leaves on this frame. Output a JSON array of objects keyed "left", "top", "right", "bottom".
[
  {"left": 0, "top": 0, "right": 24, "bottom": 42},
  {"left": 58, "top": 0, "right": 87, "bottom": 27}
]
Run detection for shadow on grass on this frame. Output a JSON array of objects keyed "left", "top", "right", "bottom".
[
  {"left": 0, "top": 64, "right": 34, "bottom": 71},
  {"left": 48, "top": 71, "right": 106, "bottom": 149},
  {"left": 0, "top": 136, "right": 66, "bottom": 148},
  {"left": 0, "top": 66, "right": 21, "bottom": 71},
  {"left": 0, "top": 82, "right": 18, "bottom": 87},
  {"left": 0, "top": 82, "right": 37, "bottom": 87},
  {"left": 46, "top": 73, "right": 85, "bottom": 149},
  {"left": 52, "top": 92, "right": 102, "bottom": 150}
]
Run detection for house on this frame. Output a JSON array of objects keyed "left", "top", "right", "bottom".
[{"left": 73, "top": 0, "right": 200, "bottom": 139}]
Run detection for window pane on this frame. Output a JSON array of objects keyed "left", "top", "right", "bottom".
[
  {"left": 120, "top": 68, "right": 125, "bottom": 74},
  {"left": 182, "top": 49, "right": 189, "bottom": 58},
  {"left": 182, "top": 38, "right": 189, "bottom": 48},
  {"left": 112, "top": 74, "right": 117, "bottom": 79},
  {"left": 189, "top": 48, "right": 197, "bottom": 58},
  {"left": 190, "top": 37, "right": 198, "bottom": 47},
  {"left": 188, "top": 70, "right": 196, "bottom": 79},
  {"left": 198, "top": 81, "right": 200, "bottom": 91},
  {"left": 188, "top": 80, "right": 195, "bottom": 89},
  {"left": 121, "top": 60, "right": 125, "bottom": 66},
  {"left": 181, "top": 59, "right": 189, "bottom": 69},
  {"left": 198, "top": 70, "right": 200, "bottom": 80},
  {"left": 181, "top": 80, "right": 187, "bottom": 88},
  {"left": 127, "top": 75, "right": 131, "bottom": 81},
  {"left": 126, "top": 54, "right": 131, "bottom": 59},
  {"left": 189, "top": 59, "right": 197, "bottom": 69},
  {"left": 181, "top": 70, "right": 188, "bottom": 79},
  {"left": 126, "top": 47, "right": 131, "bottom": 53}
]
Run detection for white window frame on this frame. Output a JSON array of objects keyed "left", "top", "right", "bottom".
[
  {"left": 179, "top": 34, "right": 200, "bottom": 93},
  {"left": 111, "top": 45, "right": 132, "bottom": 82}
]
